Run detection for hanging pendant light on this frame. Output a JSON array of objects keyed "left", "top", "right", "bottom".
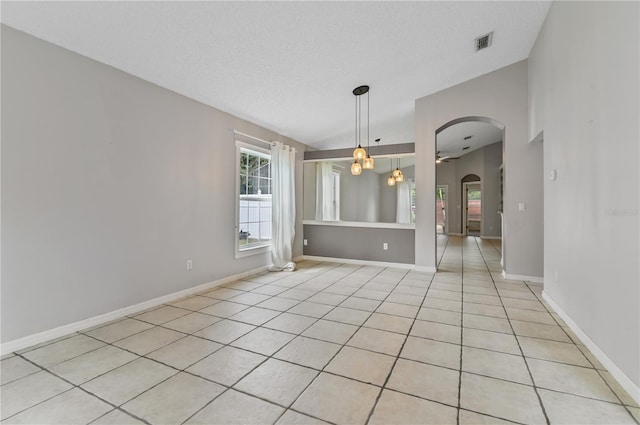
[
  {"left": 351, "top": 160, "right": 362, "bottom": 176},
  {"left": 394, "top": 157, "right": 404, "bottom": 182},
  {"left": 387, "top": 158, "right": 396, "bottom": 186},
  {"left": 352, "top": 85, "right": 369, "bottom": 166},
  {"left": 362, "top": 95, "right": 374, "bottom": 170}
]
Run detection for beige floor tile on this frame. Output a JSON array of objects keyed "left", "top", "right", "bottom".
[
  {"left": 498, "top": 289, "right": 538, "bottom": 300},
  {"left": 417, "top": 307, "right": 461, "bottom": 326},
  {"left": 510, "top": 320, "right": 571, "bottom": 343},
  {"left": 81, "top": 358, "right": 176, "bottom": 406},
  {"left": 458, "top": 409, "right": 515, "bottom": 424},
  {"left": 353, "top": 288, "right": 390, "bottom": 301},
  {"left": 235, "top": 358, "right": 318, "bottom": 406},
  {"left": 392, "top": 285, "right": 428, "bottom": 297},
  {"left": 251, "top": 284, "right": 288, "bottom": 296},
  {"left": 280, "top": 288, "right": 317, "bottom": 300},
  {"left": 162, "top": 312, "right": 221, "bottom": 334},
  {"left": 464, "top": 293, "right": 502, "bottom": 306},
  {"left": 463, "top": 302, "right": 507, "bottom": 319},
  {"left": 288, "top": 301, "right": 334, "bottom": 318},
  {"left": 629, "top": 406, "right": 640, "bottom": 422},
  {"left": 339, "top": 297, "right": 382, "bottom": 312},
  {"left": 505, "top": 307, "right": 555, "bottom": 325},
  {"left": 307, "top": 292, "right": 348, "bottom": 306},
  {"left": 463, "top": 328, "right": 520, "bottom": 355},
  {"left": 385, "top": 292, "right": 425, "bottom": 306},
  {"left": 169, "top": 295, "right": 219, "bottom": 311},
  {"left": 274, "top": 336, "right": 341, "bottom": 370},
  {"left": 264, "top": 312, "right": 317, "bottom": 334},
  {"left": 193, "top": 319, "right": 255, "bottom": 344},
  {"left": 463, "top": 286, "right": 498, "bottom": 296},
  {"left": 348, "top": 327, "right": 406, "bottom": 356},
  {"left": 463, "top": 313, "right": 512, "bottom": 334},
  {"left": 462, "top": 346, "right": 532, "bottom": 385},
  {"left": 231, "top": 327, "right": 295, "bottom": 356},
  {"left": 518, "top": 336, "right": 591, "bottom": 366},
  {"left": 326, "top": 346, "right": 395, "bottom": 386},
  {"left": 460, "top": 372, "right": 545, "bottom": 424},
  {"left": 364, "top": 312, "right": 413, "bottom": 334},
  {"left": 202, "top": 287, "right": 245, "bottom": 300},
  {"left": 1, "top": 356, "right": 40, "bottom": 385},
  {"left": 376, "top": 301, "right": 420, "bottom": 319},
  {"left": 22, "top": 334, "right": 105, "bottom": 368},
  {"left": 186, "top": 346, "right": 266, "bottom": 386},
  {"left": 387, "top": 359, "right": 459, "bottom": 406},
  {"left": 146, "top": 335, "right": 222, "bottom": 370},
  {"left": 539, "top": 389, "right": 636, "bottom": 424},
  {"left": 577, "top": 344, "right": 606, "bottom": 370},
  {"left": 411, "top": 320, "right": 461, "bottom": 344},
  {"left": 229, "top": 306, "right": 282, "bottom": 325},
  {"left": 91, "top": 409, "right": 145, "bottom": 424},
  {"left": 199, "top": 300, "right": 249, "bottom": 318},
  {"left": 185, "top": 389, "right": 284, "bottom": 425},
  {"left": 275, "top": 410, "right": 329, "bottom": 425},
  {"left": 123, "top": 372, "right": 224, "bottom": 424},
  {"left": 292, "top": 373, "right": 380, "bottom": 424},
  {"left": 134, "top": 305, "right": 191, "bottom": 325},
  {"left": 302, "top": 320, "right": 358, "bottom": 345},
  {"left": 501, "top": 297, "right": 546, "bottom": 311},
  {"left": 423, "top": 297, "right": 462, "bottom": 312},
  {"left": 84, "top": 318, "right": 154, "bottom": 343},
  {"left": 528, "top": 358, "right": 617, "bottom": 402},
  {"left": 323, "top": 285, "right": 358, "bottom": 296},
  {"left": 427, "top": 289, "right": 463, "bottom": 301},
  {"left": 323, "top": 307, "right": 371, "bottom": 326},
  {"left": 257, "top": 297, "right": 301, "bottom": 311},
  {"left": 401, "top": 336, "right": 461, "bottom": 370},
  {"left": 50, "top": 345, "right": 138, "bottom": 384},
  {"left": 228, "top": 292, "right": 271, "bottom": 306},
  {"left": 113, "top": 327, "right": 184, "bottom": 355},
  {"left": 4, "top": 388, "right": 111, "bottom": 425},
  {"left": 0, "top": 371, "right": 73, "bottom": 420},
  {"left": 369, "top": 389, "right": 458, "bottom": 425}
]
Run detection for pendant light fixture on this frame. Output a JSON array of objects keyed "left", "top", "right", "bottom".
[
  {"left": 351, "top": 85, "right": 368, "bottom": 174},
  {"left": 394, "top": 157, "right": 404, "bottom": 182},
  {"left": 387, "top": 158, "right": 396, "bottom": 186},
  {"left": 362, "top": 96, "right": 374, "bottom": 170}
]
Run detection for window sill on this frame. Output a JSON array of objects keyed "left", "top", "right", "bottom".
[{"left": 235, "top": 244, "right": 272, "bottom": 259}]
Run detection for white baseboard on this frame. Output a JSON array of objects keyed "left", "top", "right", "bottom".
[
  {"left": 1, "top": 265, "right": 269, "bottom": 355},
  {"left": 481, "top": 236, "right": 502, "bottom": 240},
  {"left": 542, "top": 291, "right": 640, "bottom": 405},
  {"left": 299, "top": 255, "right": 419, "bottom": 270},
  {"left": 502, "top": 271, "right": 544, "bottom": 284}
]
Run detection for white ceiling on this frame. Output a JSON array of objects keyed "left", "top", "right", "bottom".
[
  {"left": 1, "top": 1, "right": 551, "bottom": 149},
  {"left": 437, "top": 121, "right": 503, "bottom": 159}
]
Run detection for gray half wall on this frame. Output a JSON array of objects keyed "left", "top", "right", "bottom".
[{"left": 303, "top": 225, "right": 415, "bottom": 264}]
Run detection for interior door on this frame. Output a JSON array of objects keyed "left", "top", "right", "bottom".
[
  {"left": 466, "top": 183, "right": 481, "bottom": 236},
  {"left": 436, "top": 185, "right": 447, "bottom": 234}
]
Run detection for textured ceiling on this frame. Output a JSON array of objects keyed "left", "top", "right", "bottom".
[
  {"left": 1, "top": 1, "right": 550, "bottom": 149},
  {"left": 437, "top": 121, "right": 503, "bottom": 159}
]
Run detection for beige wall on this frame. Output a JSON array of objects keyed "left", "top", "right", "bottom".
[{"left": 1, "top": 25, "right": 310, "bottom": 342}]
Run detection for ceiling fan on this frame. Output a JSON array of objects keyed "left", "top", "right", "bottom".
[{"left": 436, "top": 151, "right": 460, "bottom": 163}]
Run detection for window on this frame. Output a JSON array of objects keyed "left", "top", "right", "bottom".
[{"left": 236, "top": 144, "right": 272, "bottom": 255}]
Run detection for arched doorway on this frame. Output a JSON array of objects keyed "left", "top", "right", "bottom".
[{"left": 435, "top": 117, "right": 505, "bottom": 267}]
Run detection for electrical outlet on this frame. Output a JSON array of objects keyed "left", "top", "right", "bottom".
[
  {"left": 303, "top": 239, "right": 308, "bottom": 246},
  {"left": 186, "top": 260, "right": 193, "bottom": 270},
  {"left": 383, "top": 243, "right": 388, "bottom": 250},
  {"left": 518, "top": 202, "right": 526, "bottom": 212}
]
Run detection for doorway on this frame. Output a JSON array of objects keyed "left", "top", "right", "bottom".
[
  {"left": 463, "top": 182, "right": 482, "bottom": 236},
  {"left": 436, "top": 185, "right": 448, "bottom": 234}
]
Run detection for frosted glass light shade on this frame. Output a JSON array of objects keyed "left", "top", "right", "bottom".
[
  {"left": 387, "top": 175, "right": 396, "bottom": 186},
  {"left": 362, "top": 156, "right": 374, "bottom": 170},
  {"left": 351, "top": 160, "right": 362, "bottom": 175},
  {"left": 393, "top": 168, "right": 402, "bottom": 178},
  {"left": 395, "top": 172, "right": 404, "bottom": 183},
  {"left": 353, "top": 145, "right": 366, "bottom": 161}
]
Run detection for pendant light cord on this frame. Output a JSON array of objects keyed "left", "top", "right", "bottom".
[{"left": 367, "top": 91, "right": 370, "bottom": 155}]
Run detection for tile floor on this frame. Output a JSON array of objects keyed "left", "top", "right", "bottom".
[{"left": 1, "top": 236, "right": 638, "bottom": 424}]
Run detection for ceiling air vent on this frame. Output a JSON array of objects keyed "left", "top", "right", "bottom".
[{"left": 475, "top": 32, "right": 493, "bottom": 51}]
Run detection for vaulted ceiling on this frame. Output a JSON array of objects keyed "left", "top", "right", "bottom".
[{"left": 1, "top": 1, "right": 551, "bottom": 149}]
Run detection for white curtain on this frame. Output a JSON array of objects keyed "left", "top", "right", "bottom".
[
  {"left": 270, "top": 142, "right": 296, "bottom": 271},
  {"left": 315, "top": 162, "right": 334, "bottom": 221},
  {"left": 396, "top": 180, "right": 411, "bottom": 224}
]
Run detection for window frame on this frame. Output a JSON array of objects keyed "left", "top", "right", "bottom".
[{"left": 235, "top": 141, "right": 272, "bottom": 259}]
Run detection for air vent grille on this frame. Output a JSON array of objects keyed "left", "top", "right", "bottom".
[{"left": 475, "top": 32, "right": 493, "bottom": 51}]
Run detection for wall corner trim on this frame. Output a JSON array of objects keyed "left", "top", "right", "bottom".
[
  {"left": 299, "top": 255, "right": 418, "bottom": 270},
  {"left": 542, "top": 291, "right": 640, "bottom": 405},
  {"left": 0, "top": 265, "right": 269, "bottom": 355}
]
